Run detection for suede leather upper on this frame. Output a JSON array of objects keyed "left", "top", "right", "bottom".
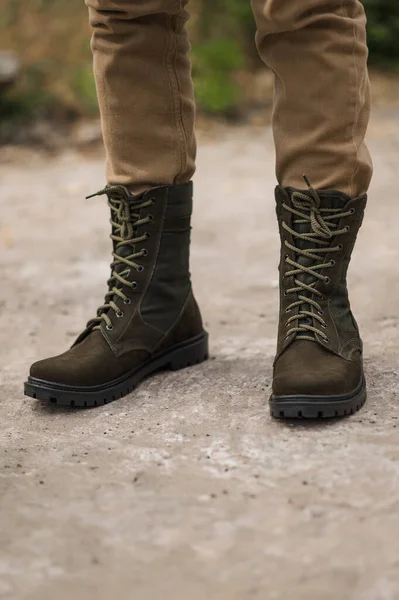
[
  {"left": 273, "top": 185, "right": 366, "bottom": 397},
  {"left": 30, "top": 183, "right": 204, "bottom": 387}
]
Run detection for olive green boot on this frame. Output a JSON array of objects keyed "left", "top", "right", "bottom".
[
  {"left": 270, "top": 178, "right": 367, "bottom": 419},
  {"left": 25, "top": 182, "right": 208, "bottom": 407}
]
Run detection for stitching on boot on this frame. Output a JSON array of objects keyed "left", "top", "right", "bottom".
[
  {"left": 340, "top": 337, "right": 362, "bottom": 355},
  {"left": 152, "top": 288, "right": 193, "bottom": 353}
]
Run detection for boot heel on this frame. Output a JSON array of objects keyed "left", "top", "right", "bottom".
[{"left": 168, "top": 332, "right": 209, "bottom": 371}]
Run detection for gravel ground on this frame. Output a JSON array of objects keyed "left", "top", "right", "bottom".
[{"left": 0, "top": 111, "right": 399, "bottom": 600}]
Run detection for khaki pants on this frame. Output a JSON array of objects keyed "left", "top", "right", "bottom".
[{"left": 86, "top": 0, "right": 372, "bottom": 197}]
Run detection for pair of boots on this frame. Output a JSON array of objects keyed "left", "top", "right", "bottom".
[{"left": 24, "top": 178, "right": 367, "bottom": 419}]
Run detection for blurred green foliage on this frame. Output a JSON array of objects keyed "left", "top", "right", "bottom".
[
  {"left": 364, "top": 0, "right": 399, "bottom": 68},
  {"left": 191, "top": 0, "right": 257, "bottom": 113},
  {"left": 0, "top": 0, "right": 398, "bottom": 128},
  {"left": 192, "top": 39, "right": 244, "bottom": 113},
  {"left": 193, "top": 0, "right": 399, "bottom": 113},
  {"left": 72, "top": 65, "right": 98, "bottom": 113},
  {"left": 0, "top": 0, "right": 93, "bottom": 132}
]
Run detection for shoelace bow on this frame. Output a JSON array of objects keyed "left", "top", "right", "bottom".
[
  {"left": 85, "top": 185, "right": 154, "bottom": 331},
  {"left": 282, "top": 177, "right": 354, "bottom": 343}
]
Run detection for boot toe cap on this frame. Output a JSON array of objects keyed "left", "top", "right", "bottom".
[
  {"left": 29, "top": 330, "right": 151, "bottom": 387},
  {"left": 272, "top": 341, "right": 362, "bottom": 398},
  {"left": 29, "top": 331, "right": 125, "bottom": 387},
  {"left": 273, "top": 366, "right": 361, "bottom": 397},
  {"left": 30, "top": 355, "right": 90, "bottom": 387}
]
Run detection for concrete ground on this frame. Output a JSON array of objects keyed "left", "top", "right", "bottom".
[{"left": 1, "top": 111, "right": 399, "bottom": 600}]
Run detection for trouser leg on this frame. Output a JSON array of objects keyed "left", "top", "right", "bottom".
[
  {"left": 251, "top": 0, "right": 373, "bottom": 196},
  {"left": 85, "top": 0, "right": 196, "bottom": 194}
]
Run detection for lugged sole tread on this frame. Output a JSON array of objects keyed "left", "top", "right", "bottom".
[
  {"left": 24, "top": 333, "right": 209, "bottom": 409},
  {"left": 270, "top": 382, "right": 367, "bottom": 420}
]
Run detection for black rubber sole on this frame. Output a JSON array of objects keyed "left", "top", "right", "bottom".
[
  {"left": 24, "top": 332, "right": 209, "bottom": 408},
  {"left": 269, "top": 377, "right": 367, "bottom": 420}
]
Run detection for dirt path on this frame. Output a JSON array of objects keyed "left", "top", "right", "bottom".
[{"left": 1, "top": 111, "right": 399, "bottom": 600}]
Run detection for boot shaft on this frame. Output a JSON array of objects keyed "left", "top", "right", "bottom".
[
  {"left": 77, "top": 182, "right": 195, "bottom": 355},
  {"left": 275, "top": 185, "right": 367, "bottom": 361}
]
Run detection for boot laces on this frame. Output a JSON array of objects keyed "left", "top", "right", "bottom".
[
  {"left": 282, "top": 177, "right": 354, "bottom": 343},
  {"left": 85, "top": 185, "right": 154, "bottom": 331}
]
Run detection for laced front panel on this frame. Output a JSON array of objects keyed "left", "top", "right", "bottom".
[
  {"left": 282, "top": 180, "right": 354, "bottom": 343},
  {"left": 85, "top": 185, "right": 154, "bottom": 331}
]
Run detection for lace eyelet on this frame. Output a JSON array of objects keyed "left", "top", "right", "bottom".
[
  {"left": 284, "top": 291, "right": 289, "bottom": 297},
  {"left": 344, "top": 226, "right": 350, "bottom": 233},
  {"left": 106, "top": 324, "right": 114, "bottom": 331},
  {"left": 145, "top": 232, "right": 151, "bottom": 239},
  {"left": 285, "top": 308, "right": 291, "bottom": 313},
  {"left": 137, "top": 265, "right": 144, "bottom": 273},
  {"left": 338, "top": 244, "right": 343, "bottom": 250},
  {"left": 141, "top": 249, "right": 148, "bottom": 257},
  {"left": 321, "top": 323, "right": 327, "bottom": 329},
  {"left": 124, "top": 298, "right": 132, "bottom": 304},
  {"left": 329, "top": 260, "right": 336, "bottom": 267},
  {"left": 318, "top": 310, "right": 324, "bottom": 316},
  {"left": 350, "top": 208, "right": 356, "bottom": 215},
  {"left": 147, "top": 214, "right": 154, "bottom": 222},
  {"left": 116, "top": 311, "right": 124, "bottom": 318},
  {"left": 150, "top": 197, "right": 156, "bottom": 204},
  {"left": 323, "top": 337, "right": 330, "bottom": 343},
  {"left": 324, "top": 277, "right": 330, "bottom": 284},
  {"left": 132, "top": 282, "right": 138, "bottom": 290}
]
